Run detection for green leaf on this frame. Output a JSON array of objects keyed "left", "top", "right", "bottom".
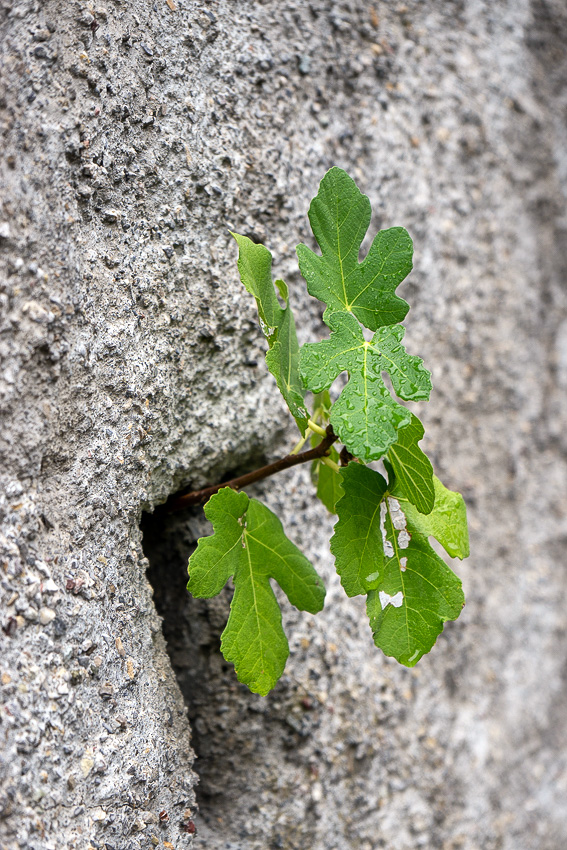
[
  {"left": 393, "top": 475, "right": 470, "bottom": 560},
  {"left": 296, "top": 167, "right": 412, "bottom": 331},
  {"left": 231, "top": 233, "right": 283, "bottom": 339},
  {"left": 387, "top": 414, "right": 434, "bottom": 515},
  {"left": 299, "top": 310, "right": 432, "bottom": 461},
  {"left": 264, "top": 299, "right": 307, "bottom": 431},
  {"left": 366, "top": 490, "right": 465, "bottom": 666},
  {"left": 330, "top": 463, "right": 388, "bottom": 596},
  {"left": 188, "top": 487, "right": 326, "bottom": 696},
  {"left": 330, "top": 465, "right": 466, "bottom": 665},
  {"left": 232, "top": 232, "right": 309, "bottom": 434},
  {"left": 311, "top": 444, "right": 344, "bottom": 513}
]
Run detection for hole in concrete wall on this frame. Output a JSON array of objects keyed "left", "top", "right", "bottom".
[
  {"left": 142, "top": 506, "right": 233, "bottom": 804},
  {"left": 141, "top": 493, "right": 323, "bottom": 848}
]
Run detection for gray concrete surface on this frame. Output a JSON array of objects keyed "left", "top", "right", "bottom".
[{"left": 1, "top": 1, "right": 566, "bottom": 848}]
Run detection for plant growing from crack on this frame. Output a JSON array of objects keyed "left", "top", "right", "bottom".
[{"left": 171, "top": 167, "right": 469, "bottom": 696}]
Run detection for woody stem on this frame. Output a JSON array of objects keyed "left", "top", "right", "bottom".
[{"left": 164, "top": 426, "right": 338, "bottom": 514}]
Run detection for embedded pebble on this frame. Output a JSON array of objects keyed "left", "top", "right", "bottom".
[
  {"left": 39, "top": 607, "right": 56, "bottom": 625},
  {"left": 80, "top": 755, "right": 94, "bottom": 777},
  {"left": 91, "top": 807, "right": 107, "bottom": 822}
]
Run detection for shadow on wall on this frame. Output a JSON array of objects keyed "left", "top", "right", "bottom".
[{"left": 141, "top": 503, "right": 324, "bottom": 848}]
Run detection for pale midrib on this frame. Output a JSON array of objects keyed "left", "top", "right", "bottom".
[
  {"left": 336, "top": 196, "right": 348, "bottom": 309},
  {"left": 244, "top": 533, "right": 266, "bottom": 676},
  {"left": 359, "top": 499, "right": 382, "bottom": 586},
  {"left": 363, "top": 345, "right": 369, "bottom": 451},
  {"left": 286, "top": 318, "right": 292, "bottom": 391}
]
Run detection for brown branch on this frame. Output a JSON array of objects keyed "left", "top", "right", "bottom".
[{"left": 164, "top": 426, "right": 338, "bottom": 514}]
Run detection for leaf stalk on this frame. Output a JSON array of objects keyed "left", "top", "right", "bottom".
[
  {"left": 320, "top": 456, "right": 341, "bottom": 474},
  {"left": 307, "top": 419, "right": 327, "bottom": 437}
]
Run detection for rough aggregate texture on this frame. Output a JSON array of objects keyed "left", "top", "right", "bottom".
[{"left": 1, "top": 1, "right": 567, "bottom": 848}]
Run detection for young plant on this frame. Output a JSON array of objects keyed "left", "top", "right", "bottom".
[{"left": 177, "top": 167, "right": 469, "bottom": 696}]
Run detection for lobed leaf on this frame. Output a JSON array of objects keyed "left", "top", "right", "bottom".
[
  {"left": 232, "top": 233, "right": 309, "bottom": 434},
  {"left": 366, "top": 480, "right": 465, "bottom": 667},
  {"left": 299, "top": 310, "right": 432, "bottom": 461},
  {"left": 188, "top": 487, "right": 326, "bottom": 695},
  {"left": 331, "top": 464, "right": 465, "bottom": 665},
  {"left": 330, "top": 463, "right": 388, "bottom": 596},
  {"left": 296, "top": 167, "right": 412, "bottom": 331},
  {"left": 366, "top": 491, "right": 464, "bottom": 666},
  {"left": 387, "top": 414, "right": 434, "bottom": 515}
]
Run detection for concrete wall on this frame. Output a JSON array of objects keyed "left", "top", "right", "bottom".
[{"left": 1, "top": 1, "right": 566, "bottom": 848}]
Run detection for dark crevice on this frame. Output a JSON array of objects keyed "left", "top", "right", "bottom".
[{"left": 142, "top": 506, "right": 235, "bottom": 805}]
